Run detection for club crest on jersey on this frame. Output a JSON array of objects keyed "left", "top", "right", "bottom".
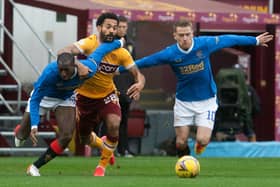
[
  {"left": 196, "top": 50, "right": 204, "bottom": 59},
  {"left": 174, "top": 58, "right": 183, "bottom": 63},
  {"left": 98, "top": 62, "right": 118, "bottom": 74}
]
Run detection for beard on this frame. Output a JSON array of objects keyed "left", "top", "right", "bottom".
[{"left": 100, "top": 32, "right": 115, "bottom": 43}]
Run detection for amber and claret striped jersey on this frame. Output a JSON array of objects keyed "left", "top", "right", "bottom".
[{"left": 74, "top": 34, "right": 135, "bottom": 99}]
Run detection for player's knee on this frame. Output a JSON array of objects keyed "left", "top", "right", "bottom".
[
  {"left": 196, "top": 136, "right": 210, "bottom": 146},
  {"left": 176, "top": 138, "right": 188, "bottom": 150},
  {"left": 110, "top": 124, "right": 120, "bottom": 132},
  {"left": 106, "top": 123, "right": 120, "bottom": 137},
  {"left": 106, "top": 115, "right": 121, "bottom": 129}
]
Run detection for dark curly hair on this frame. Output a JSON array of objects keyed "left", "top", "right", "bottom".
[{"left": 96, "top": 12, "right": 119, "bottom": 26}]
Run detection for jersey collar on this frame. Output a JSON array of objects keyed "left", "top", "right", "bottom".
[
  {"left": 70, "top": 67, "right": 78, "bottom": 79},
  {"left": 176, "top": 38, "right": 194, "bottom": 54}
]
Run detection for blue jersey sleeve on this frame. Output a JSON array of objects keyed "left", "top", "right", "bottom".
[
  {"left": 87, "top": 39, "right": 122, "bottom": 66},
  {"left": 119, "top": 47, "right": 171, "bottom": 73},
  {"left": 29, "top": 70, "right": 57, "bottom": 127},
  {"left": 79, "top": 59, "right": 98, "bottom": 78},
  {"left": 79, "top": 40, "right": 122, "bottom": 78},
  {"left": 136, "top": 49, "right": 170, "bottom": 67},
  {"left": 204, "top": 35, "right": 257, "bottom": 53}
]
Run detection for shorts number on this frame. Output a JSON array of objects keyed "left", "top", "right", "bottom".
[
  {"left": 104, "top": 93, "right": 118, "bottom": 104},
  {"left": 207, "top": 110, "right": 216, "bottom": 122}
]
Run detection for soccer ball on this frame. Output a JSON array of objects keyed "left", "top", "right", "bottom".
[{"left": 175, "top": 155, "right": 200, "bottom": 178}]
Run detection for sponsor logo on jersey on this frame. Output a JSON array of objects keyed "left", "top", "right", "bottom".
[
  {"left": 98, "top": 62, "right": 118, "bottom": 74},
  {"left": 179, "top": 61, "right": 204, "bottom": 74}
]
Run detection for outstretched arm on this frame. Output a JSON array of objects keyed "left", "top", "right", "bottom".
[
  {"left": 118, "top": 48, "right": 170, "bottom": 73},
  {"left": 206, "top": 32, "right": 273, "bottom": 53}
]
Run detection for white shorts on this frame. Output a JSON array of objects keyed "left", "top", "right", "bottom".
[
  {"left": 26, "top": 91, "right": 76, "bottom": 116},
  {"left": 173, "top": 97, "right": 218, "bottom": 129}
]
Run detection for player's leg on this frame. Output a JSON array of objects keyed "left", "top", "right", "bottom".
[
  {"left": 26, "top": 103, "right": 49, "bottom": 176},
  {"left": 89, "top": 129, "right": 116, "bottom": 166},
  {"left": 14, "top": 112, "right": 31, "bottom": 147},
  {"left": 76, "top": 94, "right": 99, "bottom": 146},
  {"left": 175, "top": 126, "right": 191, "bottom": 157},
  {"left": 195, "top": 126, "right": 212, "bottom": 155},
  {"left": 55, "top": 106, "right": 76, "bottom": 149},
  {"left": 89, "top": 132, "right": 116, "bottom": 165},
  {"left": 31, "top": 106, "right": 76, "bottom": 171},
  {"left": 95, "top": 113, "right": 120, "bottom": 176},
  {"left": 27, "top": 96, "right": 75, "bottom": 176},
  {"left": 173, "top": 98, "right": 193, "bottom": 157},
  {"left": 194, "top": 97, "right": 218, "bottom": 155},
  {"left": 94, "top": 93, "right": 121, "bottom": 176},
  {"left": 75, "top": 94, "right": 113, "bottom": 162},
  {"left": 14, "top": 95, "right": 36, "bottom": 147}
]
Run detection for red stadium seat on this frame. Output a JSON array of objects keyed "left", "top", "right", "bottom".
[
  {"left": 127, "top": 109, "right": 149, "bottom": 154},
  {"left": 127, "top": 109, "right": 146, "bottom": 137}
]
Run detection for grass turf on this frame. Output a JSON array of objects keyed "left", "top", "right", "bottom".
[{"left": 0, "top": 156, "right": 280, "bottom": 187}]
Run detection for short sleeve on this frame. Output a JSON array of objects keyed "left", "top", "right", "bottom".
[{"left": 73, "top": 34, "right": 98, "bottom": 55}]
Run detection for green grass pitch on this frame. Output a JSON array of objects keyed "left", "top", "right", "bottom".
[{"left": 0, "top": 156, "right": 280, "bottom": 187}]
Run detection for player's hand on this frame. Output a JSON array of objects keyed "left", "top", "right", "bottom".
[
  {"left": 256, "top": 32, "right": 273, "bottom": 47},
  {"left": 76, "top": 60, "right": 90, "bottom": 79},
  {"left": 30, "top": 127, "right": 38, "bottom": 147},
  {"left": 127, "top": 82, "right": 143, "bottom": 100}
]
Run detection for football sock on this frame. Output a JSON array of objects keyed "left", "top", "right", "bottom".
[
  {"left": 33, "top": 147, "right": 57, "bottom": 169},
  {"left": 14, "top": 124, "right": 21, "bottom": 138},
  {"left": 33, "top": 139, "right": 63, "bottom": 169},
  {"left": 89, "top": 132, "right": 103, "bottom": 149},
  {"left": 176, "top": 143, "right": 190, "bottom": 157},
  {"left": 14, "top": 124, "right": 27, "bottom": 140},
  {"left": 194, "top": 142, "right": 207, "bottom": 155},
  {"left": 67, "top": 129, "right": 77, "bottom": 154},
  {"left": 98, "top": 137, "right": 118, "bottom": 168},
  {"left": 50, "top": 139, "right": 64, "bottom": 154}
]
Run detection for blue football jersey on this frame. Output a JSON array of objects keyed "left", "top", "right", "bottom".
[{"left": 132, "top": 35, "right": 257, "bottom": 101}]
